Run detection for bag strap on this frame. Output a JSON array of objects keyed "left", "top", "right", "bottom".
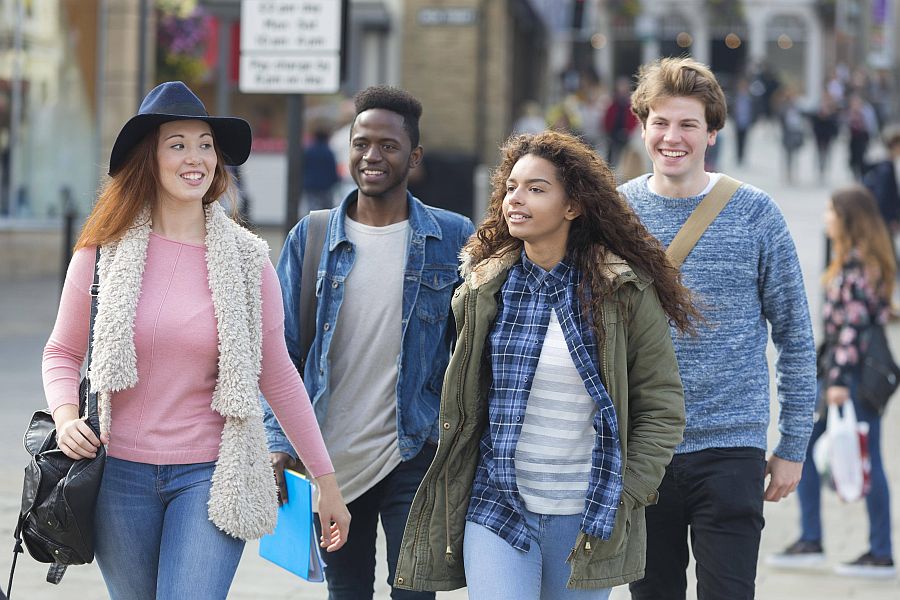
[
  {"left": 298, "top": 210, "right": 330, "bottom": 374},
  {"left": 5, "top": 248, "right": 100, "bottom": 597},
  {"left": 3, "top": 539, "right": 15, "bottom": 599},
  {"left": 84, "top": 246, "right": 101, "bottom": 434},
  {"left": 42, "top": 254, "right": 99, "bottom": 583},
  {"left": 665, "top": 175, "right": 742, "bottom": 269},
  {"left": 44, "top": 248, "right": 102, "bottom": 586}
]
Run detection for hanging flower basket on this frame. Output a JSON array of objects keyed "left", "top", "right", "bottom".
[{"left": 156, "top": 0, "right": 212, "bottom": 84}]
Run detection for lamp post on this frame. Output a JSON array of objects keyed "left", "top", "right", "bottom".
[
  {"left": 94, "top": 0, "right": 108, "bottom": 200},
  {"left": 137, "top": 0, "right": 151, "bottom": 106},
  {"left": 199, "top": 0, "right": 247, "bottom": 218},
  {"left": 199, "top": 0, "right": 241, "bottom": 119}
]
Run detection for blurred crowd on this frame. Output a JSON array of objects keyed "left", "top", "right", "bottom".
[
  {"left": 506, "top": 61, "right": 897, "bottom": 189},
  {"left": 291, "top": 60, "right": 900, "bottom": 242}
]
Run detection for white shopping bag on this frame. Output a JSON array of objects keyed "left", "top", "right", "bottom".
[{"left": 826, "top": 402, "right": 871, "bottom": 502}]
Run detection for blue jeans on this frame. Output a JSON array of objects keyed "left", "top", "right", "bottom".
[
  {"left": 94, "top": 458, "right": 245, "bottom": 600},
  {"left": 463, "top": 511, "right": 612, "bottom": 600},
  {"left": 797, "top": 383, "right": 893, "bottom": 558},
  {"left": 314, "top": 444, "right": 436, "bottom": 600}
]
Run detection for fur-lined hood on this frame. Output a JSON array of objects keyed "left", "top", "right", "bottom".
[
  {"left": 89, "top": 201, "right": 277, "bottom": 540},
  {"left": 459, "top": 247, "right": 642, "bottom": 291}
]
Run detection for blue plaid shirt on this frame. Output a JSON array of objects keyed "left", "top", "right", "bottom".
[{"left": 466, "top": 252, "right": 623, "bottom": 551}]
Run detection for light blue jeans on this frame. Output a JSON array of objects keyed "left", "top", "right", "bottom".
[
  {"left": 463, "top": 510, "right": 613, "bottom": 600},
  {"left": 94, "top": 457, "right": 245, "bottom": 600}
]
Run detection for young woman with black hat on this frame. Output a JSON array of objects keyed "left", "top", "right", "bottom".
[{"left": 41, "top": 81, "right": 350, "bottom": 598}]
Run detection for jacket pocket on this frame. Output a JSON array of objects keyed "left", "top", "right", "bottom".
[
  {"left": 572, "top": 491, "right": 635, "bottom": 564},
  {"left": 623, "top": 465, "right": 660, "bottom": 508},
  {"left": 416, "top": 266, "right": 458, "bottom": 323}
]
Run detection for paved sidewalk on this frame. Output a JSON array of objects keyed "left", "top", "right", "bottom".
[{"left": 1, "top": 124, "right": 898, "bottom": 598}]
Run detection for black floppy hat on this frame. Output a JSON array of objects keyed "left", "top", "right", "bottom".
[{"left": 108, "top": 81, "right": 252, "bottom": 176}]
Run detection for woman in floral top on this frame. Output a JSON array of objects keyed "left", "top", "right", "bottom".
[{"left": 768, "top": 185, "right": 896, "bottom": 577}]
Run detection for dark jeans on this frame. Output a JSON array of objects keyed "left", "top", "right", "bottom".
[
  {"left": 629, "top": 447, "right": 767, "bottom": 600},
  {"left": 314, "top": 444, "right": 436, "bottom": 600}
]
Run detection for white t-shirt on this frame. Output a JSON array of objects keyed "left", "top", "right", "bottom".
[{"left": 321, "top": 217, "right": 409, "bottom": 503}]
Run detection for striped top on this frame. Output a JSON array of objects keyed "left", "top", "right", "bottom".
[{"left": 515, "top": 309, "right": 596, "bottom": 514}]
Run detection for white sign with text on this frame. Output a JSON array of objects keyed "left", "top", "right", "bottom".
[
  {"left": 239, "top": 55, "right": 340, "bottom": 93},
  {"left": 239, "top": 0, "right": 342, "bottom": 94}
]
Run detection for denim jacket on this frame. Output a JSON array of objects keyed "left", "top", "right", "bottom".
[{"left": 263, "top": 191, "right": 475, "bottom": 461}]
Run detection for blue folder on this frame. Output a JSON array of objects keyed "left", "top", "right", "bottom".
[{"left": 258, "top": 469, "right": 326, "bottom": 582}]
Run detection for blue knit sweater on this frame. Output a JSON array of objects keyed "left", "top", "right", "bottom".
[{"left": 619, "top": 174, "right": 816, "bottom": 462}]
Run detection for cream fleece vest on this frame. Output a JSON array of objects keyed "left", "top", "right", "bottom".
[{"left": 89, "top": 201, "right": 277, "bottom": 540}]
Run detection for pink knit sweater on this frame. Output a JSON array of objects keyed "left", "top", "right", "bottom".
[{"left": 42, "top": 233, "right": 333, "bottom": 477}]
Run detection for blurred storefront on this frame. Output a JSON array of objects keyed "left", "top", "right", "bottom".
[
  {"left": 0, "top": 0, "right": 100, "bottom": 219},
  {"left": 1, "top": 0, "right": 551, "bottom": 228}
]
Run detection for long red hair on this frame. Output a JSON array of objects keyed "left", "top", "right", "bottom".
[{"left": 75, "top": 123, "right": 236, "bottom": 250}]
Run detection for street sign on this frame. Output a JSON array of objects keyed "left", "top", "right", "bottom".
[
  {"left": 239, "top": 54, "right": 341, "bottom": 93},
  {"left": 239, "top": 0, "right": 343, "bottom": 94}
]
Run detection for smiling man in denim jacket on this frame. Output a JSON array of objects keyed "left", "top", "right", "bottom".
[{"left": 262, "top": 86, "right": 474, "bottom": 599}]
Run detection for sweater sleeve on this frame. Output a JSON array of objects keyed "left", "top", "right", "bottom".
[
  {"left": 258, "top": 262, "right": 334, "bottom": 478},
  {"left": 42, "top": 247, "right": 95, "bottom": 414},
  {"left": 757, "top": 202, "right": 817, "bottom": 462}
]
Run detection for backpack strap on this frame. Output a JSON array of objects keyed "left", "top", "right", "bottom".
[
  {"left": 665, "top": 175, "right": 742, "bottom": 269},
  {"left": 298, "top": 210, "right": 331, "bottom": 374}
]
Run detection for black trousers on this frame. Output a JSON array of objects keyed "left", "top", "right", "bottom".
[
  {"left": 314, "top": 444, "right": 437, "bottom": 600},
  {"left": 630, "top": 447, "right": 766, "bottom": 600}
]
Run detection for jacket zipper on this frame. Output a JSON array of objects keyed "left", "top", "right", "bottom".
[
  {"left": 444, "top": 289, "right": 474, "bottom": 561},
  {"left": 444, "top": 467, "right": 452, "bottom": 557},
  {"left": 402, "top": 290, "right": 471, "bottom": 584},
  {"left": 600, "top": 303, "right": 610, "bottom": 396},
  {"left": 567, "top": 301, "right": 605, "bottom": 565},
  {"left": 567, "top": 531, "right": 592, "bottom": 563}
]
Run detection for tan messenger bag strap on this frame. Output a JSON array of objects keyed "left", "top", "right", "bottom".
[{"left": 665, "top": 174, "right": 742, "bottom": 269}]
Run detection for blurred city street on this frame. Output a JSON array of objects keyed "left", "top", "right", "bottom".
[{"left": 1, "top": 122, "right": 899, "bottom": 599}]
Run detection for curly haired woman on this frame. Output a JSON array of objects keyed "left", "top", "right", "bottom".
[{"left": 394, "top": 131, "right": 697, "bottom": 598}]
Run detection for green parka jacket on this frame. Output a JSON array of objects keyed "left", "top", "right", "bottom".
[{"left": 394, "top": 249, "right": 686, "bottom": 591}]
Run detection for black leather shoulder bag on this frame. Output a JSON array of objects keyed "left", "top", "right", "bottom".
[{"left": 6, "top": 247, "right": 107, "bottom": 597}]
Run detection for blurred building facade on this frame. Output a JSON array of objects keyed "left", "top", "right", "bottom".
[
  {"left": 0, "top": 0, "right": 897, "bottom": 232},
  {"left": 534, "top": 1, "right": 898, "bottom": 107}
]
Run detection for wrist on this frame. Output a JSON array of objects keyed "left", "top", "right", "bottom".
[
  {"left": 51, "top": 404, "right": 79, "bottom": 428},
  {"left": 314, "top": 472, "right": 340, "bottom": 493}
]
